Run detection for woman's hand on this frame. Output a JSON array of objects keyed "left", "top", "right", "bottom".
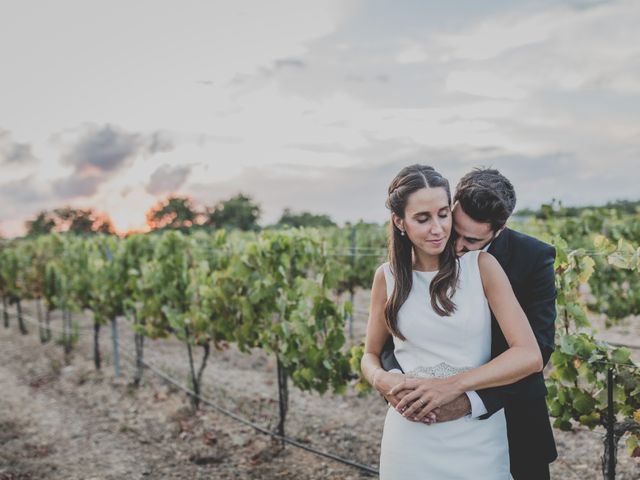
[{"left": 390, "top": 376, "right": 465, "bottom": 421}]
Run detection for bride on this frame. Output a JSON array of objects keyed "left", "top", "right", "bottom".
[{"left": 361, "top": 164, "right": 542, "bottom": 479}]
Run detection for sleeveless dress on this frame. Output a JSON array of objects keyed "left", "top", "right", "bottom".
[{"left": 379, "top": 250, "right": 511, "bottom": 479}]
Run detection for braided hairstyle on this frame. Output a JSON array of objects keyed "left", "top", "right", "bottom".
[{"left": 384, "top": 164, "right": 459, "bottom": 339}]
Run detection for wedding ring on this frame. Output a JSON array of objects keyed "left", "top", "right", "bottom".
[{"left": 419, "top": 399, "right": 425, "bottom": 407}]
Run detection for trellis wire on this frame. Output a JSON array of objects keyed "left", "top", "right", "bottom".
[{"left": 9, "top": 310, "right": 379, "bottom": 476}]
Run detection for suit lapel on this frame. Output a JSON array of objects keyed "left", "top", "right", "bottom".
[{"left": 487, "top": 227, "right": 512, "bottom": 268}]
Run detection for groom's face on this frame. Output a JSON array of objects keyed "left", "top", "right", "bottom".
[{"left": 452, "top": 203, "right": 498, "bottom": 256}]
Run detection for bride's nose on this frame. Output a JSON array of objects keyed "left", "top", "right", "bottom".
[{"left": 430, "top": 218, "right": 445, "bottom": 235}]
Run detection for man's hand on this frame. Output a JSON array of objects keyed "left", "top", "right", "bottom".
[
  {"left": 374, "top": 371, "right": 405, "bottom": 407},
  {"left": 432, "top": 394, "right": 472, "bottom": 423}
]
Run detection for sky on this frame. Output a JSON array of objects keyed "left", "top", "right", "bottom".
[{"left": 1, "top": 0, "right": 639, "bottom": 237}]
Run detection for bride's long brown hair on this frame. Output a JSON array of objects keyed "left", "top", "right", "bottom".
[{"left": 384, "top": 164, "right": 459, "bottom": 340}]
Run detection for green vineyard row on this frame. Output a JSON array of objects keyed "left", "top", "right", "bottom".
[{"left": 1, "top": 206, "right": 639, "bottom": 471}]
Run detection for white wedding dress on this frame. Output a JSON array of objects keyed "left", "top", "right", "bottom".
[{"left": 379, "top": 250, "right": 511, "bottom": 479}]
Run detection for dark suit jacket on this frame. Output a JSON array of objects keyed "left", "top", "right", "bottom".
[{"left": 380, "top": 228, "right": 558, "bottom": 472}]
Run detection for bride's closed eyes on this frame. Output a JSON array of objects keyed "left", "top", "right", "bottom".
[
  {"left": 412, "top": 207, "right": 451, "bottom": 224},
  {"left": 417, "top": 214, "right": 449, "bottom": 223}
]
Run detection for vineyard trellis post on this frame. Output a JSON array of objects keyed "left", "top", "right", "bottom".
[
  {"left": 348, "top": 225, "right": 356, "bottom": 340},
  {"left": 111, "top": 316, "right": 121, "bottom": 377},
  {"left": 184, "top": 327, "right": 198, "bottom": 407},
  {"left": 133, "top": 311, "right": 144, "bottom": 387},
  {"left": 43, "top": 306, "right": 52, "bottom": 342},
  {"left": 93, "top": 320, "right": 101, "bottom": 369},
  {"left": 104, "top": 244, "right": 121, "bottom": 377},
  {"left": 36, "top": 299, "right": 47, "bottom": 343},
  {"left": 276, "top": 356, "right": 288, "bottom": 447},
  {"left": 3, "top": 295, "right": 10, "bottom": 328},
  {"left": 63, "top": 308, "right": 72, "bottom": 364},
  {"left": 603, "top": 368, "right": 616, "bottom": 480},
  {"left": 16, "top": 299, "right": 27, "bottom": 335}
]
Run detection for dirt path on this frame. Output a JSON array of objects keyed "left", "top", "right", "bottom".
[
  {"left": 0, "top": 321, "right": 366, "bottom": 480},
  {"left": 0, "top": 338, "right": 153, "bottom": 479},
  {"left": 1, "top": 299, "right": 639, "bottom": 479}
]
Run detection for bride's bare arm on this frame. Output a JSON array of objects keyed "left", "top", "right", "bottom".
[
  {"left": 361, "top": 266, "right": 405, "bottom": 396},
  {"left": 393, "top": 252, "right": 542, "bottom": 418}
]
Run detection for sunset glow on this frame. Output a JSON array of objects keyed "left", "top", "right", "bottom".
[{"left": 2, "top": 1, "right": 639, "bottom": 238}]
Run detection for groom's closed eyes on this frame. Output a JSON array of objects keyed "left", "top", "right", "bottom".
[{"left": 451, "top": 205, "right": 496, "bottom": 255}]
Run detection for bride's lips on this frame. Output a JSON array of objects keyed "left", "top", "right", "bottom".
[{"left": 427, "top": 238, "right": 445, "bottom": 247}]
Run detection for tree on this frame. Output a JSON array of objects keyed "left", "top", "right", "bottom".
[
  {"left": 25, "top": 211, "right": 56, "bottom": 236},
  {"left": 52, "top": 208, "right": 115, "bottom": 235},
  {"left": 204, "top": 193, "right": 261, "bottom": 231},
  {"left": 276, "top": 208, "right": 336, "bottom": 228},
  {"left": 91, "top": 213, "right": 116, "bottom": 234},
  {"left": 146, "top": 196, "right": 199, "bottom": 232}
]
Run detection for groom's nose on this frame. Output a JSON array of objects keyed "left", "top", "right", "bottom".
[{"left": 454, "top": 237, "right": 467, "bottom": 256}]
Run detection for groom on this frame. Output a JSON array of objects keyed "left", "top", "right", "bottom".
[{"left": 380, "top": 168, "right": 558, "bottom": 480}]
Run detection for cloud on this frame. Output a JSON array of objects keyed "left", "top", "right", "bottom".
[
  {"left": 285, "top": 142, "right": 352, "bottom": 154},
  {"left": 0, "top": 176, "right": 51, "bottom": 235},
  {"left": 227, "top": 58, "right": 307, "bottom": 94},
  {"left": 0, "top": 129, "right": 37, "bottom": 165},
  {"left": 437, "top": 12, "right": 556, "bottom": 62},
  {"left": 344, "top": 73, "right": 390, "bottom": 84},
  {"left": 147, "top": 130, "right": 175, "bottom": 155},
  {"left": 188, "top": 135, "right": 637, "bottom": 228},
  {"left": 146, "top": 164, "right": 192, "bottom": 196},
  {"left": 255, "top": 0, "right": 639, "bottom": 194},
  {"left": 395, "top": 42, "right": 431, "bottom": 64},
  {"left": 60, "top": 124, "right": 144, "bottom": 174},
  {"left": 445, "top": 70, "right": 527, "bottom": 100},
  {"left": 52, "top": 124, "right": 177, "bottom": 200},
  {"left": 180, "top": 142, "right": 464, "bottom": 224},
  {"left": 437, "top": 0, "right": 640, "bottom": 97},
  {"left": 2, "top": 0, "right": 638, "bottom": 237},
  {"left": 0, "top": 175, "right": 48, "bottom": 205},
  {"left": 197, "top": 133, "right": 244, "bottom": 146},
  {"left": 60, "top": 124, "right": 175, "bottom": 173},
  {"left": 274, "top": 58, "right": 306, "bottom": 70},
  {"left": 52, "top": 175, "right": 104, "bottom": 199}
]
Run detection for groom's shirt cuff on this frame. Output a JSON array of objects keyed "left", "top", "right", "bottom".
[{"left": 466, "top": 391, "right": 488, "bottom": 418}]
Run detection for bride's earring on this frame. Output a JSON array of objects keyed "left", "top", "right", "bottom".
[{"left": 400, "top": 229, "right": 405, "bottom": 236}]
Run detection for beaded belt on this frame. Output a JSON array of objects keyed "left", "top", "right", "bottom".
[{"left": 405, "top": 362, "right": 471, "bottom": 379}]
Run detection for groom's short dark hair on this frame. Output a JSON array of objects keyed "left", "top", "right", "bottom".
[{"left": 454, "top": 168, "right": 516, "bottom": 232}]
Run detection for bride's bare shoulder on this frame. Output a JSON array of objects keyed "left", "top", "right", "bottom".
[{"left": 371, "top": 263, "right": 389, "bottom": 295}]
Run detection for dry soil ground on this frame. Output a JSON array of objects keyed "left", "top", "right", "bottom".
[{"left": 1, "top": 296, "right": 639, "bottom": 479}]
